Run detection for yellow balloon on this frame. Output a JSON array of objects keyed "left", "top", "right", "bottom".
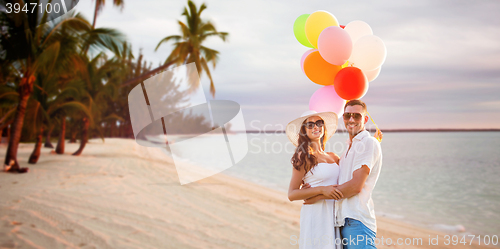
[
  {"left": 305, "top": 10, "right": 339, "bottom": 48},
  {"left": 342, "top": 61, "right": 349, "bottom": 68}
]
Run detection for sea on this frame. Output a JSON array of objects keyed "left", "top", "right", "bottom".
[{"left": 219, "top": 131, "right": 500, "bottom": 238}]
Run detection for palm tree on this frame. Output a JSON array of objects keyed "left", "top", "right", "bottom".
[
  {"left": 0, "top": 4, "right": 90, "bottom": 171},
  {"left": 33, "top": 10, "right": 126, "bottom": 157},
  {"left": 154, "top": 0, "right": 228, "bottom": 97},
  {"left": 73, "top": 52, "right": 124, "bottom": 155},
  {"left": 27, "top": 14, "right": 91, "bottom": 159},
  {"left": 92, "top": 0, "right": 124, "bottom": 28},
  {"left": 112, "top": 46, "right": 152, "bottom": 138},
  {"left": 51, "top": 80, "right": 92, "bottom": 155},
  {"left": 28, "top": 67, "right": 92, "bottom": 162},
  {"left": 25, "top": 98, "right": 46, "bottom": 164},
  {"left": 121, "top": 0, "right": 228, "bottom": 98},
  {"left": 70, "top": 23, "right": 126, "bottom": 155}
]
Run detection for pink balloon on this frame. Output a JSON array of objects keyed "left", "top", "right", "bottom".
[
  {"left": 309, "top": 85, "right": 346, "bottom": 117},
  {"left": 301, "top": 49, "right": 317, "bottom": 74},
  {"left": 318, "top": 26, "right": 352, "bottom": 66}
]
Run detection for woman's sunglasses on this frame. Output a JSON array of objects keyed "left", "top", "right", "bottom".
[
  {"left": 343, "top": 112, "right": 363, "bottom": 121},
  {"left": 304, "top": 120, "right": 324, "bottom": 129}
]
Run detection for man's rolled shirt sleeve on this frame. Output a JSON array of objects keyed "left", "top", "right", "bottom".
[{"left": 352, "top": 137, "right": 379, "bottom": 173}]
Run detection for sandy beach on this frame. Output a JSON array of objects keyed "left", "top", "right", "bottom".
[{"left": 0, "top": 138, "right": 494, "bottom": 248}]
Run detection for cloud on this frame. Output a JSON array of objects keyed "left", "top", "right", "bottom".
[{"left": 75, "top": 0, "right": 500, "bottom": 129}]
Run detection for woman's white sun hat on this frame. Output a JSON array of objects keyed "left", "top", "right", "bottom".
[{"left": 285, "top": 110, "right": 338, "bottom": 147}]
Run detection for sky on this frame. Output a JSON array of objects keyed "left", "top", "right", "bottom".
[{"left": 72, "top": 0, "right": 500, "bottom": 131}]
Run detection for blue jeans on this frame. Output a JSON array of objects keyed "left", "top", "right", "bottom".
[{"left": 340, "top": 218, "right": 377, "bottom": 249}]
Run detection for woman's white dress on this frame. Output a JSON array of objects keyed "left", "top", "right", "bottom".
[{"left": 300, "top": 162, "right": 342, "bottom": 249}]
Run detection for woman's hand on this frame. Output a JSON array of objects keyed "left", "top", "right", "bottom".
[
  {"left": 304, "top": 195, "right": 324, "bottom": 205},
  {"left": 321, "top": 185, "right": 343, "bottom": 200},
  {"left": 300, "top": 181, "right": 311, "bottom": 189}
]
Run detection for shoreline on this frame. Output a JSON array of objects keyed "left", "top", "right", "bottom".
[{"left": 0, "top": 138, "right": 495, "bottom": 248}]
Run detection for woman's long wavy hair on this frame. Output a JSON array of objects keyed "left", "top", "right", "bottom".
[{"left": 290, "top": 118, "right": 327, "bottom": 175}]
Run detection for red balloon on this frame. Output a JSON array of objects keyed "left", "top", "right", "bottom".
[
  {"left": 340, "top": 25, "right": 345, "bottom": 29},
  {"left": 334, "top": 67, "right": 368, "bottom": 100}
]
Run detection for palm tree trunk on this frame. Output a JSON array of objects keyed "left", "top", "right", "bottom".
[
  {"left": 44, "top": 124, "right": 54, "bottom": 148},
  {"left": 73, "top": 117, "right": 89, "bottom": 156},
  {"left": 55, "top": 117, "right": 66, "bottom": 154},
  {"left": 70, "top": 127, "right": 77, "bottom": 143},
  {"left": 4, "top": 88, "right": 31, "bottom": 170},
  {"left": 92, "top": 1, "right": 99, "bottom": 29},
  {"left": 29, "top": 127, "right": 44, "bottom": 164}
]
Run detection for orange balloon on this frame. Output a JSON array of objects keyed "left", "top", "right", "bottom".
[{"left": 303, "top": 51, "right": 342, "bottom": 86}]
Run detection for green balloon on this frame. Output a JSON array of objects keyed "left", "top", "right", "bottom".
[{"left": 294, "top": 14, "right": 314, "bottom": 48}]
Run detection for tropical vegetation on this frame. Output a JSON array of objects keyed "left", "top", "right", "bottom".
[{"left": 0, "top": 0, "right": 227, "bottom": 172}]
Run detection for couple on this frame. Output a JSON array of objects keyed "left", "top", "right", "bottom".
[{"left": 287, "top": 100, "right": 383, "bottom": 249}]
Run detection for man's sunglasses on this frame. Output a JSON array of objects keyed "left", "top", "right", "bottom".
[
  {"left": 304, "top": 120, "right": 324, "bottom": 129},
  {"left": 343, "top": 112, "right": 363, "bottom": 121}
]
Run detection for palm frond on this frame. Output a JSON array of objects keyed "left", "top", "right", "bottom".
[
  {"left": 51, "top": 101, "right": 94, "bottom": 124},
  {"left": 0, "top": 107, "right": 16, "bottom": 125},
  {"left": 33, "top": 41, "right": 60, "bottom": 76},
  {"left": 155, "top": 35, "right": 182, "bottom": 51},
  {"left": 200, "top": 31, "right": 229, "bottom": 43},
  {"left": 200, "top": 45, "right": 220, "bottom": 67}
]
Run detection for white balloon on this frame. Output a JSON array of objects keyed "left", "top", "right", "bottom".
[
  {"left": 349, "top": 35, "right": 387, "bottom": 71},
  {"left": 344, "top": 20, "right": 373, "bottom": 45},
  {"left": 363, "top": 67, "right": 381, "bottom": 82}
]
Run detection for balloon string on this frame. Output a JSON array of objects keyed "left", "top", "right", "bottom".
[
  {"left": 366, "top": 110, "right": 383, "bottom": 143},
  {"left": 366, "top": 111, "right": 378, "bottom": 129}
]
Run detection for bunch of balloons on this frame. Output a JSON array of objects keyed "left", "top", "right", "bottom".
[{"left": 294, "top": 10, "right": 387, "bottom": 116}]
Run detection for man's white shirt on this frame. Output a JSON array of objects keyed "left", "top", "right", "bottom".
[{"left": 335, "top": 130, "right": 383, "bottom": 233}]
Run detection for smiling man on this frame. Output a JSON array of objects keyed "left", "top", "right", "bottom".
[
  {"left": 333, "top": 99, "right": 383, "bottom": 248},
  {"left": 303, "top": 100, "right": 383, "bottom": 248}
]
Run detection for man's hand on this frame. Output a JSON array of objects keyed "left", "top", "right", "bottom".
[
  {"left": 374, "top": 128, "right": 383, "bottom": 143},
  {"left": 321, "top": 185, "right": 343, "bottom": 200}
]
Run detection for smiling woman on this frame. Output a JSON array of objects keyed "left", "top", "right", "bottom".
[{"left": 285, "top": 110, "right": 343, "bottom": 249}]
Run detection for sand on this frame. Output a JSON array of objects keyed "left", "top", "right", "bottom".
[{"left": 0, "top": 138, "right": 495, "bottom": 248}]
